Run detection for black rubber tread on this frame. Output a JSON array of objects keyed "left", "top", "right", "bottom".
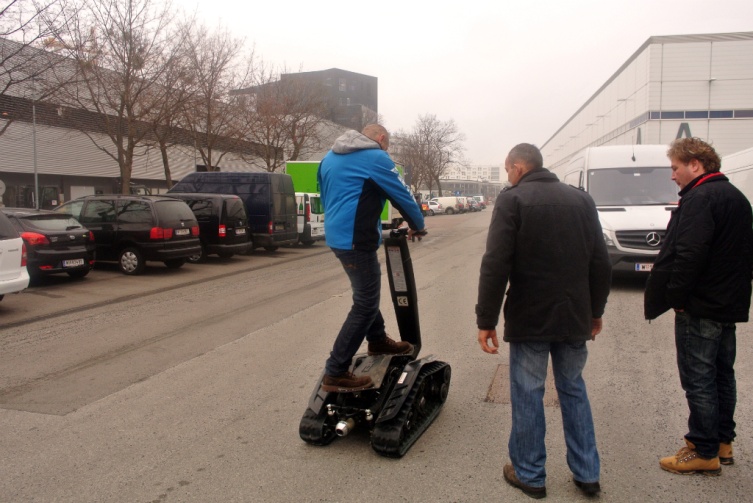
[
  {"left": 370, "top": 361, "right": 450, "bottom": 457},
  {"left": 299, "top": 407, "right": 336, "bottom": 446}
]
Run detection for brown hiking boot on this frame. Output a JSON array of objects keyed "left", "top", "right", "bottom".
[
  {"left": 321, "top": 371, "right": 373, "bottom": 393},
  {"left": 367, "top": 335, "right": 413, "bottom": 356},
  {"left": 503, "top": 463, "right": 546, "bottom": 499},
  {"left": 719, "top": 442, "right": 734, "bottom": 465},
  {"left": 660, "top": 439, "right": 721, "bottom": 475}
]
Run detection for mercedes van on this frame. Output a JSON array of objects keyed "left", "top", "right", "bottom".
[
  {"left": 169, "top": 172, "right": 297, "bottom": 251},
  {"left": 295, "top": 192, "right": 325, "bottom": 245},
  {"left": 556, "top": 145, "right": 677, "bottom": 272}
]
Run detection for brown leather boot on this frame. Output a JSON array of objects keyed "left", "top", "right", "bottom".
[
  {"left": 719, "top": 442, "right": 734, "bottom": 465},
  {"left": 660, "top": 439, "right": 721, "bottom": 475},
  {"left": 503, "top": 463, "right": 546, "bottom": 499},
  {"left": 367, "top": 335, "right": 413, "bottom": 356},
  {"left": 321, "top": 372, "right": 373, "bottom": 392}
]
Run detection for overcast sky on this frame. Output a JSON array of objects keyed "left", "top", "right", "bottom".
[{"left": 175, "top": 0, "right": 753, "bottom": 166}]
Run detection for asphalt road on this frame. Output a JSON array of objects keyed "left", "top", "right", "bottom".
[{"left": 0, "top": 209, "right": 751, "bottom": 502}]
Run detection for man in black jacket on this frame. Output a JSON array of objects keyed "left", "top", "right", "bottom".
[
  {"left": 645, "top": 137, "right": 753, "bottom": 475},
  {"left": 476, "top": 143, "right": 611, "bottom": 498}
]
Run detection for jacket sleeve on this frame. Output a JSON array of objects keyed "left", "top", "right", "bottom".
[
  {"left": 476, "top": 195, "right": 517, "bottom": 329},
  {"left": 666, "top": 195, "right": 714, "bottom": 309},
  {"left": 586, "top": 198, "right": 612, "bottom": 317},
  {"left": 370, "top": 152, "right": 425, "bottom": 230}
]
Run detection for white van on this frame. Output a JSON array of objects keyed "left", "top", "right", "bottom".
[
  {"left": 723, "top": 146, "right": 753, "bottom": 203},
  {"left": 295, "top": 192, "right": 325, "bottom": 246},
  {"left": 556, "top": 145, "right": 677, "bottom": 272},
  {"left": 430, "top": 196, "right": 461, "bottom": 215}
]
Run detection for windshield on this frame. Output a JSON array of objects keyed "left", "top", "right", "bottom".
[{"left": 587, "top": 167, "right": 677, "bottom": 206}]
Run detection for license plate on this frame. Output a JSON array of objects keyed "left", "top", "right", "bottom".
[
  {"left": 63, "top": 258, "right": 85, "bottom": 268},
  {"left": 635, "top": 263, "right": 653, "bottom": 272},
  {"left": 275, "top": 224, "right": 285, "bottom": 231},
  {"left": 175, "top": 228, "right": 190, "bottom": 236},
  {"left": 236, "top": 228, "right": 246, "bottom": 235},
  {"left": 312, "top": 228, "right": 323, "bottom": 236}
]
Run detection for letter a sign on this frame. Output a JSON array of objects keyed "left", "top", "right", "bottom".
[{"left": 676, "top": 122, "right": 692, "bottom": 139}]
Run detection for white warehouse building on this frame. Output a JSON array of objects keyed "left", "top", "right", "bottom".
[{"left": 541, "top": 32, "right": 753, "bottom": 170}]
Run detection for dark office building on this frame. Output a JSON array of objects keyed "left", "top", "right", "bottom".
[{"left": 281, "top": 68, "right": 378, "bottom": 130}]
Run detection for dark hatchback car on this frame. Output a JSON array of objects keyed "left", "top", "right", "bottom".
[
  {"left": 166, "top": 193, "right": 251, "bottom": 262},
  {"left": 55, "top": 195, "right": 201, "bottom": 275},
  {"left": 1, "top": 207, "right": 95, "bottom": 280}
]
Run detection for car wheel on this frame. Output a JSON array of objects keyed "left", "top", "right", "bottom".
[
  {"left": 164, "top": 258, "right": 186, "bottom": 269},
  {"left": 119, "top": 247, "right": 146, "bottom": 275},
  {"left": 428, "top": 209, "right": 435, "bottom": 216},
  {"left": 446, "top": 208, "right": 455, "bottom": 215},
  {"left": 217, "top": 251, "right": 234, "bottom": 259},
  {"left": 188, "top": 245, "right": 206, "bottom": 263},
  {"left": 67, "top": 268, "right": 90, "bottom": 279},
  {"left": 264, "top": 246, "right": 278, "bottom": 252},
  {"left": 302, "top": 240, "right": 315, "bottom": 246}
]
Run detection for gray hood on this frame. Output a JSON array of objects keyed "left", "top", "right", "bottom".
[{"left": 331, "top": 130, "right": 381, "bottom": 154}]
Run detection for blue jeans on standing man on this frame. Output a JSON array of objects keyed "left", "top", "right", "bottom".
[
  {"left": 675, "top": 311, "right": 737, "bottom": 458},
  {"left": 325, "top": 248, "right": 387, "bottom": 376},
  {"left": 509, "top": 341, "right": 600, "bottom": 488}
]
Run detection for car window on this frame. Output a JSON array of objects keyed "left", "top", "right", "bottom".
[
  {"left": 117, "top": 200, "right": 153, "bottom": 224},
  {"left": 57, "top": 200, "right": 85, "bottom": 220},
  {"left": 80, "top": 199, "right": 116, "bottom": 224},
  {"left": 154, "top": 200, "right": 196, "bottom": 222},
  {"left": 224, "top": 199, "right": 247, "bottom": 221},
  {"left": 19, "top": 214, "right": 84, "bottom": 231},
  {"left": 309, "top": 196, "right": 324, "bottom": 215},
  {"left": 186, "top": 199, "right": 214, "bottom": 219},
  {"left": 0, "top": 212, "right": 20, "bottom": 239}
]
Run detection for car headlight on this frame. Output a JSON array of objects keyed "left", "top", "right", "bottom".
[{"left": 603, "top": 230, "right": 615, "bottom": 247}]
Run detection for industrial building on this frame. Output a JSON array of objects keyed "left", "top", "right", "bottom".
[{"left": 541, "top": 32, "right": 753, "bottom": 170}]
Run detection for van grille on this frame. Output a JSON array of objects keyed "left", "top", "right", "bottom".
[{"left": 615, "top": 230, "right": 666, "bottom": 250}]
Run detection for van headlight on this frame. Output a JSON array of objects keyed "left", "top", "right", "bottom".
[{"left": 603, "top": 230, "right": 616, "bottom": 247}]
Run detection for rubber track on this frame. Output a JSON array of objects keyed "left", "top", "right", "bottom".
[
  {"left": 370, "top": 361, "right": 449, "bottom": 457},
  {"left": 299, "top": 407, "right": 336, "bottom": 446}
]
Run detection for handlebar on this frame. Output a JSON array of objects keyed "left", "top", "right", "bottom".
[{"left": 389, "top": 227, "right": 428, "bottom": 241}]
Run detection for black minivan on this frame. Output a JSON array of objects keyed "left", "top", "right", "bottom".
[
  {"left": 166, "top": 193, "right": 251, "bottom": 262},
  {"left": 168, "top": 172, "right": 297, "bottom": 251},
  {"left": 56, "top": 195, "right": 201, "bottom": 275}
]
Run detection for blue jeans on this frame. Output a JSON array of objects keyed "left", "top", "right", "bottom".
[
  {"left": 509, "top": 341, "right": 600, "bottom": 488},
  {"left": 324, "top": 248, "right": 387, "bottom": 376},
  {"left": 675, "top": 312, "right": 737, "bottom": 458}
]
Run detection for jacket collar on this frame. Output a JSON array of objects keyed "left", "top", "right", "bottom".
[
  {"left": 678, "top": 171, "right": 727, "bottom": 197},
  {"left": 516, "top": 167, "right": 557, "bottom": 185}
]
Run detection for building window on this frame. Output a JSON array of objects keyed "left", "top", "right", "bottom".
[
  {"left": 685, "top": 111, "right": 709, "bottom": 119},
  {"left": 339, "top": 78, "right": 346, "bottom": 92},
  {"left": 734, "top": 110, "right": 753, "bottom": 118},
  {"left": 710, "top": 110, "right": 734, "bottom": 119},
  {"left": 660, "top": 111, "right": 684, "bottom": 119}
]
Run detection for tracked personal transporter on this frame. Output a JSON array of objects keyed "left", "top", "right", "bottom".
[{"left": 299, "top": 228, "right": 451, "bottom": 457}]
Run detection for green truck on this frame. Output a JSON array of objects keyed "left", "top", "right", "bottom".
[{"left": 284, "top": 160, "right": 404, "bottom": 230}]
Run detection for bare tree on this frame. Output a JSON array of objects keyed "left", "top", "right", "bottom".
[
  {"left": 48, "top": 0, "right": 180, "bottom": 193},
  {"left": 0, "top": 0, "right": 67, "bottom": 136},
  {"left": 240, "top": 64, "right": 329, "bottom": 172},
  {"left": 180, "top": 23, "right": 252, "bottom": 171},
  {"left": 143, "top": 20, "right": 194, "bottom": 187},
  {"left": 392, "top": 114, "right": 465, "bottom": 196}
]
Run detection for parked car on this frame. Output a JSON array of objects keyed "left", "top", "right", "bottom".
[
  {"left": 0, "top": 210, "right": 30, "bottom": 301},
  {"left": 166, "top": 193, "right": 251, "bottom": 262},
  {"left": 427, "top": 200, "right": 442, "bottom": 216},
  {"left": 168, "top": 172, "right": 298, "bottom": 251},
  {"left": 467, "top": 199, "right": 481, "bottom": 212},
  {"left": 472, "top": 195, "right": 487, "bottom": 209},
  {"left": 430, "top": 197, "right": 461, "bottom": 215},
  {"left": 1, "top": 207, "right": 95, "bottom": 280},
  {"left": 55, "top": 195, "right": 200, "bottom": 275}
]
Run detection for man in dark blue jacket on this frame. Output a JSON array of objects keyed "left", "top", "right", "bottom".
[
  {"left": 645, "top": 137, "right": 753, "bottom": 475},
  {"left": 317, "top": 124, "right": 426, "bottom": 392},
  {"left": 476, "top": 143, "right": 611, "bottom": 498}
]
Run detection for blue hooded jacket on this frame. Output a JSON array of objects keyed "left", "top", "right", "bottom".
[{"left": 317, "top": 130, "right": 425, "bottom": 251}]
